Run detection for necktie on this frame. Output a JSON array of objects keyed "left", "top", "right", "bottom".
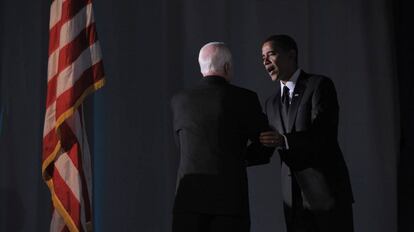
[{"left": 282, "top": 85, "right": 290, "bottom": 114}]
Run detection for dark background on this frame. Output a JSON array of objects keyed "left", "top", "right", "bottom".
[{"left": 0, "top": 0, "right": 412, "bottom": 231}]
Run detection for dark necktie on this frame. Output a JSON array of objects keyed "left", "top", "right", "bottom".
[{"left": 282, "top": 85, "right": 290, "bottom": 114}]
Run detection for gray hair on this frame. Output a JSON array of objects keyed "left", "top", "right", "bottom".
[{"left": 198, "top": 42, "right": 232, "bottom": 76}]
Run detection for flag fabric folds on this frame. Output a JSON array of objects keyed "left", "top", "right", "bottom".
[{"left": 42, "top": 0, "right": 105, "bottom": 231}]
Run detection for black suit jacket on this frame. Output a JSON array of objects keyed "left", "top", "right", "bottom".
[
  {"left": 171, "top": 76, "right": 273, "bottom": 215},
  {"left": 265, "top": 71, "right": 354, "bottom": 206}
]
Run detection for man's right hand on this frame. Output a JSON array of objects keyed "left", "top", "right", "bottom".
[{"left": 259, "top": 131, "right": 285, "bottom": 147}]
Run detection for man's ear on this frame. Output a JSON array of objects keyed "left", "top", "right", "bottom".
[
  {"left": 288, "top": 50, "right": 296, "bottom": 61},
  {"left": 224, "top": 62, "right": 230, "bottom": 75}
]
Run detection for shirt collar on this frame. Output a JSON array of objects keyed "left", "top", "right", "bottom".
[
  {"left": 280, "top": 68, "right": 301, "bottom": 95},
  {"left": 202, "top": 75, "right": 228, "bottom": 84}
]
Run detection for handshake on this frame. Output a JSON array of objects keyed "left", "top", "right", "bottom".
[{"left": 259, "top": 130, "right": 285, "bottom": 148}]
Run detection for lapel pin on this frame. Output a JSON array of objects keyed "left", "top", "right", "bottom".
[{"left": 294, "top": 93, "right": 299, "bottom": 97}]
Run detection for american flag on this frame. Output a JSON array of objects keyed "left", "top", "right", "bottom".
[{"left": 42, "top": 0, "right": 105, "bottom": 231}]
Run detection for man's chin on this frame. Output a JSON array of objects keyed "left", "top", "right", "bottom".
[{"left": 270, "top": 75, "right": 278, "bottom": 82}]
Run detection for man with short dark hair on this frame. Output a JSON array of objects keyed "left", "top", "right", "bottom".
[
  {"left": 260, "top": 34, "right": 354, "bottom": 232},
  {"left": 171, "top": 42, "right": 274, "bottom": 232}
]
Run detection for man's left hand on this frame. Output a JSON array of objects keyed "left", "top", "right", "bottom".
[{"left": 259, "top": 131, "right": 285, "bottom": 147}]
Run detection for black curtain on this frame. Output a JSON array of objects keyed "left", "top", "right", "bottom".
[
  {"left": 395, "top": 0, "right": 414, "bottom": 231},
  {"left": 0, "top": 0, "right": 406, "bottom": 231}
]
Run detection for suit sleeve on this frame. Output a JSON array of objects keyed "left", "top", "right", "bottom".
[
  {"left": 244, "top": 92, "right": 275, "bottom": 166},
  {"left": 280, "top": 78, "right": 339, "bottom": 171}
]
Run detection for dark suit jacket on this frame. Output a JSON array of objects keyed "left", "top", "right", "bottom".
[
  {"left": 171, "top": 76, "right": 273, "bottom": 215},
  {"left": 265, "top": 71, "right": 354, "bottom": 207}
]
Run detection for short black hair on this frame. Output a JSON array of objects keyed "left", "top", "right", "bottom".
[{"left": 263, "top": 34, "right": 298, "bottom": 63}]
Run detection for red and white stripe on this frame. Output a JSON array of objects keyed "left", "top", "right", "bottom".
[{"left": 42, "top": 0, "right": 104, "bottom": 231}]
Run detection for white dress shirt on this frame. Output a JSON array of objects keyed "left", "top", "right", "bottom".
[{"left": 280, "top": 68, "right": 301, "bottom": 101}]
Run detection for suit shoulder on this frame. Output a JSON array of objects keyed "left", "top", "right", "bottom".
[
  {"left": 171, "top": 89, "right": 191, "bottom": 106},
  {"left": 306, "top": 73, "right": 334, "bottom": 84},
  {"left": 304, "top": 73, "right": 336, "bottom": 91},
  {"left": 227, "top": 84, "right": 258, "bottom": 99}
]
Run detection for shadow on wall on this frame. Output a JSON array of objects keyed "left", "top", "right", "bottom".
[{"left": 0, "top": 187, "right": 25, "bottom": 231}]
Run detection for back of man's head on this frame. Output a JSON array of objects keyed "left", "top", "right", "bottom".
[{"left": 198, "top": 42, "right": 232, "bottom": 80}]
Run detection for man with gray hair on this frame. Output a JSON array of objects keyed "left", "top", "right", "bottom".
[{"left": 171, "top": 42, "right": 274, "bottom": 232}]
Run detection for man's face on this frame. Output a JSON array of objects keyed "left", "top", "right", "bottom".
[{"left": 261, "top": 41, "right": 292, "bottom": 82}]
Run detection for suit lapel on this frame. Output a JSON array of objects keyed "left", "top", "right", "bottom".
[
  {"left": 270, "top": 88, "right": 285, "bottom": 133},
  {"left": 287, "top": 71, "right": 307, "bottom": 132}
]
